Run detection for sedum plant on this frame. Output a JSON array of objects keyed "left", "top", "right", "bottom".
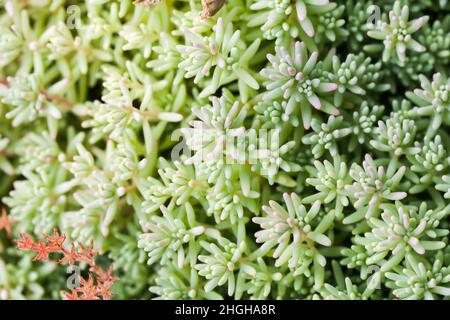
[
  {"left": 365, "top": 0, "right": 429, "bottom": 66},
  {"left": 0, "top": 0, "right": 449, "bottom": 301}
]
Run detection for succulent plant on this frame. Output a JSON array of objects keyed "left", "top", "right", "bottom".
[{"left": 0, "top": 0, "right": 449, "bottom": 301}]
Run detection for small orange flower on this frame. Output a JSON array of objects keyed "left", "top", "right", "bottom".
[
  {"left": 33, "top": 241, "right": 52, "bottom": 261},
  {"left": 0, "top": 208, "right": 12, "bottom": 236},
  {"left": 16, "top": 232, "right": 36, "bottom": 250},
  {"left": 61, "top": 290, "right": 81, "bottom": 300},
  {"left": 44, "top": 228, "right": 66, "bottom": 250},
  {"left": 57, "top": 244, "right": 80, "bottom": 266}
]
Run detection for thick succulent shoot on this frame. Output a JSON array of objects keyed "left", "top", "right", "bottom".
[{"left": 261, "top": 41, "right": 338, "bottom": 129}]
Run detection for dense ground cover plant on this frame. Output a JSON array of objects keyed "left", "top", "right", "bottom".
[{"left": 0, "top": 0, "right": 449, "bottom": 300}]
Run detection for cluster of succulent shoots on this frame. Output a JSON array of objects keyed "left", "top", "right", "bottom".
[{"left": 0, "top": 0, "right": 449, "bottom": 300}]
